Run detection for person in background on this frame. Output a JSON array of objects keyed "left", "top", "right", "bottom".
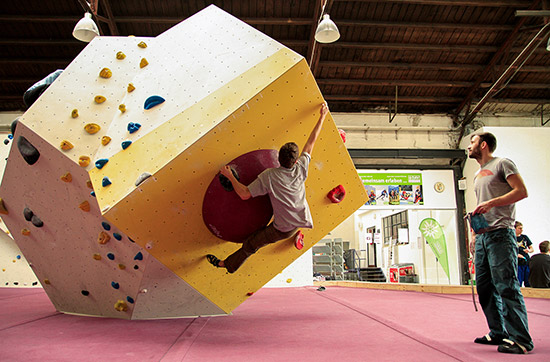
[
  {"left": 528, "top": 241, "right": 550, "bottom": 288},
  {"left": 515, "top": 221, "right": 533, "bottom": 287},
  {"left": 467, "top": 132, "right": 533, "bottom": 355}
]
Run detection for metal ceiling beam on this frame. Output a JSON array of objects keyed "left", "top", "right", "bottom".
[
  {"left": 319, "top": 61, "right": 550, "bottom": 72},
  {"left": 99, "top": 0, "right": 119, "bottom": 36},
  {"left": 333, "top": 0, "right": 532, "bottom": 6},
  {"left": 454, "top": 0, "right": 542, "bottom": 116},
  {"left": 325, "top": 95, "right": 463, "bottom": 103},
  {"left": 317, "top": 79, "right": 550, "bottom": 89}
]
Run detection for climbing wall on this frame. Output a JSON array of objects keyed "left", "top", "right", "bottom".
[{"left": 0, "top": 5, "right": 367, "bottom": 319}]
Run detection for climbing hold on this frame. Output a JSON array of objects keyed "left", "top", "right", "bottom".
[
  {"left": 121, "top": 140, "right": 132, "bottom": 149},
  {"left": 98, "top": 231, "right": 110, "bottom": 244},
  {"left": 23, "top": 207, "right": 33, "bottom": 221},
  {"left": 99, "top": 68, "right": 112, "bottom": 78},
  {"left": 95, "top": 158, "right": 109, "bottom": 169},
  {"left": 94, "top": 95, "right": 106, "bottom": 104},
  {"left": 84, "top": 123, "right": 101, "bottom": 134},
  {"left": 218, "top": 166, "right": 239, "bottom": 192},
  {"left": 93, "top": 253, "right": 101, "bottom": 260},
  {"left": 81, "top": 290, "right": 90, "bottom": 296},
  {"left": 127, "top": 122, "right": 141, "bottom": 134},
  {"left": 119, "top": 104, "right": 126, "bottom": 113},
  {"left": 16, "top": 255, "right": 21, "bottom": 259},
  {"left": 127, "top": 83, "right": 135, "bottom": 93},
  {"left": 4, "top": 139, "right": 9, "bottom": 145},
  {"left": 116, "top": 51, "right": 126, "bottom": 60},
  {"left": 17, "top": 136, "right": 40, "bottom": 165},
  {"left": 107, "top": 253, "right": 115, "bottom": 260},
  {"left": 79, "top": 156, "right": 91, "bottom": 167},
  {"left": 86, "top": 180, "right": 94, "bottom": 189},
  {"left": 134, "top": 265, "right": 139, "bottom": 270},
  {"left": 21, "top": 228, "right": 30, "bottom": 236},
  {"left": 128, "top": 237, "right": 135, "bottom": 243},
  {"left": 91, "top": 191, "right": 96, "bottom": 197},
  {"left": 118, "top": 264, "right": 126, "bottom": 270},
  {"left": 127, "top": 296, "right": 135, "bottom": 304},
  {"left": 286, "top": 278, "right": 292, "bottom": 284},
  {"left": 114, "top": 300, "right": 128, "bottom": 312},
  {"left": 338, "top": 129, "right": 346, "bottom": 143},
  {"left": 134, "top": 252, "right": 143, "bottom": 261},
  {"left": 79, "top": 201, "right": 90, "bottom": 212},
  {"left": 135, "top": 172, "right": 152, "bottom": 186},
  {"left": 140, "top": 58, "right": 149, "bottom": 68},
  {"left": 101, "top": 222, "right": 111, "bottom": 231},
  {"left": 60, "top": 140, "right": 74, "bottom": 151},
  {"left": 145, "top": 242, "right": 153, "bottom": 250},
  {"left": 113, "top": 233, "right": 122, "bottom": 241},
  {"left": 327, "top": 185, "right": 346, "bottom": 203},
  {"left": 31, "top": 214, "right": 43, "bottom": 227},
  {"left": 102, "top": 177, "right": 112, "bottom": 187},
  {"left": 144, "top": 95, "right": 165, "bottom": 110},
  {"left": 101, "top": 136, "right": 111, "bottom": 146},
  {"left": 111, "top": 281, "right": 120, "bottom": 289},
  {"left": 60, "top": 172, "right": 72, "bottom": 182},
  {"left": 71, "top": 109, "right": 79, "bottom": 118},
  {"left": 317, "top": 286, "right": 326, "bottom": 291},
  {"left": 0, "top": 198, "right": 8, "bottom": 215},
  {"left": 246, "top": 292, "right": 254, "bottom": 296},
  {"left": 294, "top": 230, "right": 304, "bottom": 250},
  {"left": 43, "top": 279, "right": 50, "bottom": 285},
  {"left": 137, "top": 41, "right": 147, "bottom": 48}
]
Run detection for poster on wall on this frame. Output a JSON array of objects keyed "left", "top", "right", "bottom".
[{"left": 358, "top": 172, "right": 424, "bottom": 206}]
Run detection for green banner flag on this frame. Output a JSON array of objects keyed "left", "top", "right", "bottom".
[{"left": 419, "top": 218, "right": 450, "bottom": 280}]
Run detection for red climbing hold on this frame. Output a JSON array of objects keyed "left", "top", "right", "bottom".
[
  {"left": 338, "top": 129, "right": 346, "bottom": 143},
  {"left": 294, "top": 230, "right": 304, "bottom": 250},
  {"left": 327, "top": 185, "right": 346, "bottom": 203},
  {"left": 202, "top": 149, "right": 279, "bottom": 242}
]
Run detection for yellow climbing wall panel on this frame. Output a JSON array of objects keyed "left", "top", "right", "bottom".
[{"left": 96, "top": 58, "right": 367, "bottom": 313}]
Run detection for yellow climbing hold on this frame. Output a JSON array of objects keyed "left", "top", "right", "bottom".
[
  {"left": 60, "top": 172, "right": 72, "bottom": 182},
  {"left": 94, "top": 95, "right": 106, "bottom": 104},
  {"left": 60, "top": 140, "right": 74, "bottom": 151},
  {"left": 118, "top": 264, "right": 126, "bottom": 270},
  {"left": 98, "top": 231, "right": 110, "bottom": 244},
  {"left": 71, "top": 109, "right": 79, "bottom": 118},
  {"left": 116, "top": 51, "right": 126, "bottom": 60},
  {"left": 119, "top": 104, "right": 126, "bottom": 113},
  {"left": 79, "top": 156, "right": 91, "bottom": 167},
  {"left": 286, "top": 278, "right": 292, "bottom": 284},
  {"left": 79, "top": 201, "right": 90, "bottom": 212},
  {"left": 0, "top": 198, "right": 8, "bottom": 215},
  {"left": 86, "top": 180, "right": 94, "bottom": 190},
  {"left": 114, "top": 300, "right": 128, "bottom": 312},
  {"left": 101, "top": 136, "right": 112, "bottom": 146},
  {"left": 127, "top": 83, "right": 136, "bottom": 93},
  {"left": 138, "top": 41, "right": 147, "bottom": 48},
  {"left": 84, "top": 123, "right": 101, "bottom": 134},
  {"left": 93, "top": 253, "right": 102, "bottom": 260},
  {"left": 21, "top": 228, "right": 30, "bottom": 236},
  {"left": 140, "top": 58, "right": 149, "bottom": 68},
  {"left": 99, "top": 68, "right": 112, "bottom": 78}
]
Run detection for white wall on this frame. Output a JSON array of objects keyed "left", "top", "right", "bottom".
[{"left": 461, "top": 127, "right": 550, "bottom": 248}]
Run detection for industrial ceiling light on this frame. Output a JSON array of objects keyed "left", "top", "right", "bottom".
[
  {"left": 73, "top": 12, "right": 99, "bottom": 42},
  {"left": 315, "top": 14, "right": 340, "bottom": 43}
]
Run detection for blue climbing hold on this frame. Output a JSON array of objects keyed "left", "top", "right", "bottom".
[
  {"left": 107, "top": 253, "right": 115, "bottom": 260},
  {"left": 102, "top": 176, "right": 112, "bottom": 187},
  {"left": 127, "top": 122, "right": 141, "bottom": 134},
  {"left": 91, "top": 191, "right": 96, "bottom": 197},
  {"left": 111, "top": 282, "right": 120, "bottom": 289},
  {"left": 101, "top": 221, "right": 111, "bottom": 231},
  {"left": 144, "top": 95, "right": 165, "bottom": 110},
  {"left": 127, "top": 296, "right": 135, "bottom": 304},
  {"left": 113, "top": 233, "right": 122, "bottom": 241},
  {"left": 134, "top": 252, "right": 143, "bottom": 261},
  {"left": 8, "top": 134, "right": 13, "bottom": 140},
  {"left": 121, "top": 140, "right": 132, "bottom": 150},
  {"left": 16, "top": 255, "right": 21, "bottom": 260},
  {"left": 95, "top": 158, "right": 109, "bottom": 169}
]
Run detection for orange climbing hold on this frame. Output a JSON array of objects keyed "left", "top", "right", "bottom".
[
  {"left": 60, "top": 140, "right": 74, "bottom": 151},
  {"left": 115, "top": 300, "right": 128, "bottom": 312},
  {"left": 79, "top": 201, "right": 90, "bottom": 212},
  {"left": 84, "top": 123, "right": 101, "bottom": 134},
  {"left": 327, "top": 185, "right": 346, "bottom": 203},
  {"left": 0, "top": 198, "right": 8, "bottom": 214},
  {"left": 60, "top": 172, "right": 72, "bottom": 182},
  {"left": 101, "top": 136, "right": 112, "bottom": 146},
  {"left": 93, "top": 253, "right": 101, "bottom": 260},
  {"left": 116, "top": 51, "right": 126, "bottom": 60},
  {"left": 99, "top": 68, "right": 112, "bottom": 78},
  {"left": 119, "top": 104, "right": 126, "bottom": 113},
  {"left": 140, "top": 58, "right": 149, "bottom": 68},
  {"left": 98, "top": 231, "right": 111, "bottom": 244},
  {"left": 21, "top": 228, "right": 30, "bottom": 236},
  {"left": 79, "top": 156, "right": 91, "bottom": 167},
  {"left": 127, "top": 83, "right": 135, "bottom": 93},
  {"left": 71, "top": 109, "right": 79, "bottom": 118},
  {"left": 94, "top": 95, "right": 106, "bottom": 104},
  {"left": 86, "top": 180, "right": 94, "bottom": 190},
  {"left": 138, "top": 41, "right": 147, "bottom": 48}
]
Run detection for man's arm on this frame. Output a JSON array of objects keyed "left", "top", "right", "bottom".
[
  {"left": 302, "top": 103, "right": 329, "bottom": 155},
  {"left": 220, "top": 166, "right": 251, "bottom": 200},
  {"left": 473, "top": 173, "right": 528, "bottom": 214}
]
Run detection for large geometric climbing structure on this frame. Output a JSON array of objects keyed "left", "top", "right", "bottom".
[{"left": 0, "top": 5, "right": 367, "bottom": 319}]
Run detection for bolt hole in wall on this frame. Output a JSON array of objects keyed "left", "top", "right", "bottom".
[{"left": 319, "top": 169, "right": 461, "bottom": 285}]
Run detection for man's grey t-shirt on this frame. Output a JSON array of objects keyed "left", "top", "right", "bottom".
[
  {"left": 248, "top": 152, "right": 313, "bottom": 233},
  {"left": 473, "top": 157, "right": 519, "bottom": 232}
]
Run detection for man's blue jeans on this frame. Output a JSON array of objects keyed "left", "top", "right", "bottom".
[{"left": 475, "top": 228, "right": 533, "bottom": 350}]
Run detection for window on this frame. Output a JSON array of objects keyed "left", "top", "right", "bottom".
[{"left": 382, "top": 211, "right": 408, "bottom": 245}]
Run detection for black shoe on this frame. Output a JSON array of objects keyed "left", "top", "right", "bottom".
[
  {"left": 497, "top": 340, "right": 528, "bottom": 354},
  {"left": 474, "top": 334, "right": 504, "bottom": 345},
  {"left": 206, "top": 254, "right": 223, "bottom": 268}
]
